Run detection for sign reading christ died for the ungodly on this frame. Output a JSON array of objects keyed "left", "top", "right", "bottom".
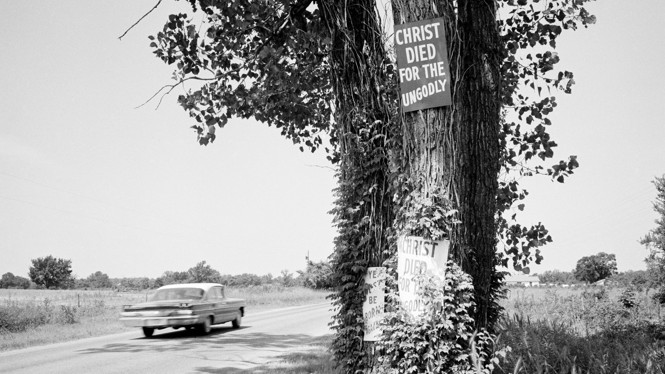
[{"left": 394, "top": 17, "right": 452, "bottom": 112}]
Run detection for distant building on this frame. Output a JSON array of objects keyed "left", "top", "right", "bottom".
[{"left": 505, "top": 274, "right": 541, "bottom": 287}]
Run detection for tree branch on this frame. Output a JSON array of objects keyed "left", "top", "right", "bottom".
[
  {"left": 136, "top": 76, "right": 215, "bottom": 110},
  {"left": 119, "top": 0, "right": 163, "bottom": 40}
]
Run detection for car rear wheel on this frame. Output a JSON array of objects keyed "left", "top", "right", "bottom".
[
  {"left": 232, "top": 311, "right": 242, "bottom": 328},
  {"left": 142, "top": 327, "right": 154, "bottom": 338},
  {"left": 198, "top": 316, "right": 212, "bottom": 335}
]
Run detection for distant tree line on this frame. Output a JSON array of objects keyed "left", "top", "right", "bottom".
[
  {"left": 535, "top": 268, "right": 650, "bottom": 290},
  {"left": 535, "top": 252, "right": 618, "bottom": 286},
  {"left": 0, "top": 272, "right": 31, "bottom": 289},
  {"left": 536, "top": 270, "right": 577, "bottom": 285},
  {"left": 1, "top": 257, "right": 333, "bottom": 291}
]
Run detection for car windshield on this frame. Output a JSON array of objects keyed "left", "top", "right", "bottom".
[{"left": 150, "top": 287, "right": 205, "bottom": 301}]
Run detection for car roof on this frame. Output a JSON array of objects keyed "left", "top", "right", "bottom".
[{"left": 157, "top": 283, "right": 223, "bottom": 292}]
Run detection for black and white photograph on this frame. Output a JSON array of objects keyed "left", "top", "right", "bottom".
[{"left": 1, "top": 0, "right": 664, "bottom": 373}]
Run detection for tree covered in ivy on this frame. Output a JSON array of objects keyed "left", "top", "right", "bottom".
[{"left": 139, "top": 0, "right": 596, "bottom": 372}]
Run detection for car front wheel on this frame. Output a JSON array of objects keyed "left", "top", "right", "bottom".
[
  {"left": 142, "top": 327, "right": 154, "bottom": 338},
  {"left": 232, "top": 311, "right": 242, "bottom": 328},
  {"left": 198, "top": 316, "right": 212, "bottom": 335}
]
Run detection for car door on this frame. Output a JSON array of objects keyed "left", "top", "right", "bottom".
[
  {"left": 218, "top": 286, "right": 236, "bottom": 322},
  {"left": 206, "top": 286, "right": 224, "bottom": 323}
]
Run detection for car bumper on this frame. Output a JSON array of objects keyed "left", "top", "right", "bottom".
[{"left": 119, "top": 315, "right": 206, "bottom": 328}]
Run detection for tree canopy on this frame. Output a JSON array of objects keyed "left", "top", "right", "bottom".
[
  {"left": 297, "top": 259, "right": 333, "bottom": 289},
  {"left": 642, "top": 175, "right": 665, "bottom": 255},
  {"left": 149, "top": 0, "right": 334, "bottom": 151},
  {"left": 574, "top": 252, "right": 617, "bottom": 283},
  {"left": 28, "top": 255, "right": 74, "bottom": 289},
  {"left": 0, "top": 272, "right": 31, "bottom": 289},
  {"left": 85, "top": 271, "right": 113, "bottom": 289},
  {"left": 144, "top": 0, "right": 594, "bottom": 270},
  {"left": 187, "top": 260, "right": 222, "bottom": 283}
]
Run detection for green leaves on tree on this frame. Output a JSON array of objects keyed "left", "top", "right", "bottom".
[
  {"left": 497, "top": 0, "right": 594, "bottom": 271},
  {"left": 149, "top": 1, "right": 334, "bottom": 151}
]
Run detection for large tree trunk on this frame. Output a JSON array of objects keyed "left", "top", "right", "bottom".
[
  {"left": 321, "top": 0, "right": 397, "bottom": 372},
  {"left": 391, "top": 0, "right": 502, "bottom": 328},
  {"left": 325, "top": 0, "right": 502, "bottom": 370}
]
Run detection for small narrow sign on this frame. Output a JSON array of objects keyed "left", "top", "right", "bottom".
[
  {"left": 362, "top": 267, "right": 386, "bottom": 341},
  {"left": 394, "top": 17, "right": 452, "bottom": 112}
]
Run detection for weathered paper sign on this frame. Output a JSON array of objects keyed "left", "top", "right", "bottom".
[
  {"left": 396, "top": 235, "right": 450, "bottom": 317},
  {"left": 362, "top": 267, "right": 386, "bottom": 341}
]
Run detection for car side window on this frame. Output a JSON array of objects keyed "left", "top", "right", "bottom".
[{"left": 210, "top": 287, "right": 223, "bottom": 300}]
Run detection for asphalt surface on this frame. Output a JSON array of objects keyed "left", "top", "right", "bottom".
[{"left": 0, "top": 302, "right": 334, "bottom": 373}]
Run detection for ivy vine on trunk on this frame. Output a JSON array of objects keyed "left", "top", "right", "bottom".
[{"left": 319, "top": 0, "right": 398, "bottom": 370}]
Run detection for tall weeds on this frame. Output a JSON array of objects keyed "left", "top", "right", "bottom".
[{"left": 497, "top": 287, "right": 665, "bottom": 373}]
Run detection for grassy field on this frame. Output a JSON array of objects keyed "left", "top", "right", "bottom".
[
  {"left": 497, "top": 286, "right": 665, "bottom": 373},
  {"left": 5, "top": 285, "right": 663, "bottom": 373},
  {"left": 0, "top": 286, "right": 330, "bottom": 353}
]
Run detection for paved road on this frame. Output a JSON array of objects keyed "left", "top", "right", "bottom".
[{"left": 0, "top": 303, "right": 334, "bottom": 373}]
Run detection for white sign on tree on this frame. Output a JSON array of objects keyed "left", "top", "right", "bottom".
[
  {"left": 362, "top": 267, "right": 386, "bottom": 341},
  {"left": 396, "top": 236, "right": 450, "bottom": 317}
]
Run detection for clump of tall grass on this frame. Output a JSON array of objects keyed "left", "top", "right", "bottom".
[
  {"left": 0, "top": 298, "right": 79, "bottom": 333},
  {"left": 497, "top": 314, "right": 665, "bottom": 373},
  {"left": 497, "top": 287, "right": 665, "bottom": 373}
]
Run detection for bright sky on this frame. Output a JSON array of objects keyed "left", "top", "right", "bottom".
[{"left": 1, "top": 0, "right": 663, "bottom": 279}]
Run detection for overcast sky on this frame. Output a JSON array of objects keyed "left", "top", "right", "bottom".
[{"left": 1, "top": 0, "right": 664, "bottom": 279}]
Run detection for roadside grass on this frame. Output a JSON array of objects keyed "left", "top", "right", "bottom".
[
  {"left": 259, "top": 335, "right": 337, "bottom": 374},
  {"left": 496, "top": 286, "right": 665, "bottom": 373},
  {"left": 226, "top": 284, "right": 330, "bottom": 310},
  {"left": 0, "top": 286, "right": 330, "bottom": 352}
]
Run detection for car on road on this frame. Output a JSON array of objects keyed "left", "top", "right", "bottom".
[{"left": 120, "top": 283, "right": 245, "bottom": 337}]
